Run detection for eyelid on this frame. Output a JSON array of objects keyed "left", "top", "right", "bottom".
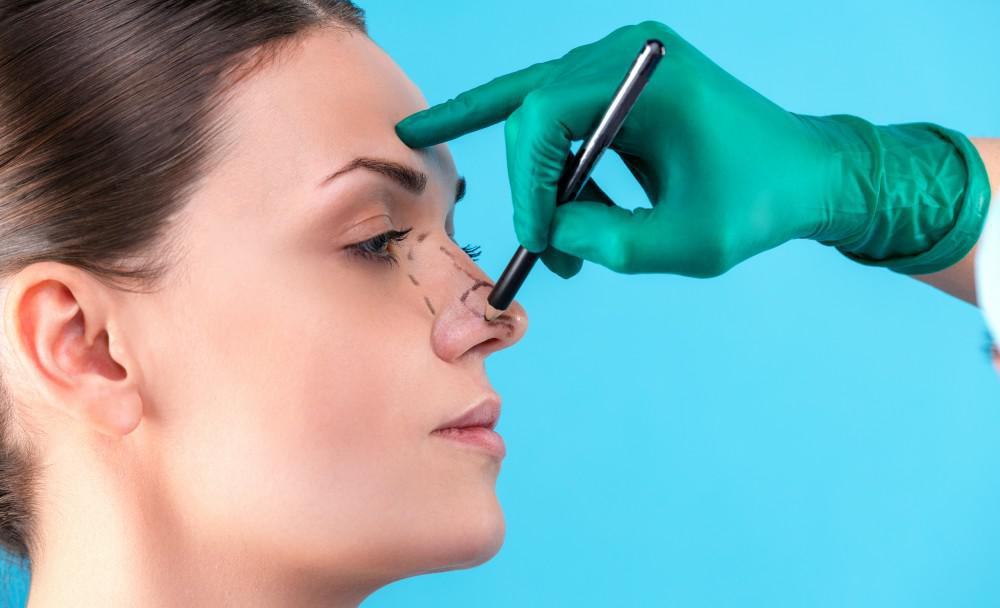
[
  {"left": 341, "top": 213, "right": 394, "bottom": 241},
  {"left": 345, "top": 226, "right": 412, "bottom": 267}
]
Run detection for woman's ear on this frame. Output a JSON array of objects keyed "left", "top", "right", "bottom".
[{"left": 3, "top": 261, "right": 143, "bottom": 438}]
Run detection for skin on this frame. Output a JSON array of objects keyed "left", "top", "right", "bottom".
[
  {"left": 3, "top": 25, "right": 527, "bottom": 607},
  {"left": 912, "top": 137, "right": 1000, "bottom": 370}
]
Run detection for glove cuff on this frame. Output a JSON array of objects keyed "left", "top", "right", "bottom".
[{"left": 818, "top": 117, "right": 992, "bottom": 275}]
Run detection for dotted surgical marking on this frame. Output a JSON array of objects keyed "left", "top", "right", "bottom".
[
  {"left": 460, "top": 280, "right": 492, "bottom": 303},
  {"left": 432, "top": 244, "right": 516, "bottom": 337},
  {"left": 492, "top": 319, "right": 516, "bottom": 339},
  {"left": 424, "top": 296, "right": 436, "bottom": 316},
  {"left": 407, "top": 273, "right": 420, "bottom": 286},
  {"left": 438, "top": 245, "right": 479, "bottom": 281}
]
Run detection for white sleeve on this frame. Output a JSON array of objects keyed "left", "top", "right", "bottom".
[{"left": 975, "top": 184, "right": 1000, "bottom": 337}]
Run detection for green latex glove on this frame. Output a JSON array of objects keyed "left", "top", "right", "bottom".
[{"left": 396, "top": 21, "right": 991, "bottom": 279}]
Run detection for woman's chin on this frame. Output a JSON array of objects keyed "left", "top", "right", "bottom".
[
  {"left": 405, "top": 497, "right": 507, "bottom": 577},
  {"left": 450, "top": 503, "right": 507, "bottom": 570}
]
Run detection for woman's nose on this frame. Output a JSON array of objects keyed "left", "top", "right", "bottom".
[{"left": 430, "top": 271, "right": 528, "bottom": 362}]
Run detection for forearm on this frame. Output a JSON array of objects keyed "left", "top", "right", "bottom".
[{"left": 911, "top": 137, "right": 1000, "bottom": 305}]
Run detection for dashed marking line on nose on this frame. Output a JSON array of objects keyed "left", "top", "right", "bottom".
[
  {"left": 460, "top": 280, "right": 492, "bottom": 303},
  {"left": 424, "top": 296, "right": 436, "bottom": 316},
  {"left": 458, "top": 279, "right": 513, "bottom": 336},
  {"left": 493, "top": 320, "right": 516, "bottom": 338},
  {"left": 435, "top": 244, "right": 515, "bottom": 336},
  {"left": 407, "top": 274, "right": 420, "bottom": 286},
  {"left": 416, "top": 232, "right": 429, "bottom": 242},
  {"left": 439, "top": 245, "right": 479, "bottom": 281}
]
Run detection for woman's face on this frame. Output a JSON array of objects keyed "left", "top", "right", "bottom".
[{"left": 130, "top": 27, "right": 527, "bottom": 584}]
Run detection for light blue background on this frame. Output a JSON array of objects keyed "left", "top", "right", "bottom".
[{"left": 4, "top": 1, "right": 1000, "bottom": 606}]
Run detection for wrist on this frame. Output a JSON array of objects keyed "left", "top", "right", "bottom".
[{"left": 794, "top": 113, "right": 878, "bottom": 246}]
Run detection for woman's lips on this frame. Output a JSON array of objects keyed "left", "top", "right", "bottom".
[
  {"left": 434, "top": 395, "right": 501, "bottom": 432},
  {"left": 431, "top": 426, "right": 506, "bottom": 459}
]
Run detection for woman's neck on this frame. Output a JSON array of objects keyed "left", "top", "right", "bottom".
[{"left": 24, "top": 441, "right": 375, "bottom": 608}]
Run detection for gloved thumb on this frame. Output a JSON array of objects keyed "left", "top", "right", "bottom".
[
  {"left": 537, "top": 178, "right": 618, "bottom": 279},
  {"left": 548, "top": 199, "right": 658, "bottom": 274},
  {"left": 539, "top": 246, "right": 583, "bottom": 279},
  {"left": 549, "top": 196, "right": 740, "bottom": 277}
]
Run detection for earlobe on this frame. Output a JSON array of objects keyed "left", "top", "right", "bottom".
[
  {"left": 5, "top": 262, "right": 144, "bottom": 438},
  {"left": 80, "top": 380, "right": 144, "bottom": 437}
]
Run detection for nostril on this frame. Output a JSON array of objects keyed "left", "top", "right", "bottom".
[{"left": 473, "top": 337, "right": 505, "bottom": 358}]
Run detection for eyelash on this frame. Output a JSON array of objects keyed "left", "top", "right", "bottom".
[
  {"left": 347, "top": 227, "right": 412, "bottom": 267},
  {"left": 346, "top": 226, "right": 482, "bottom": 266},
  {"left": 461, "top": 243, "right": 482, "bottom": 261}
]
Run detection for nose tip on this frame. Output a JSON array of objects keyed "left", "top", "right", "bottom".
[{"left": 430, "top": 278, "right": 528, "bottom": 362}]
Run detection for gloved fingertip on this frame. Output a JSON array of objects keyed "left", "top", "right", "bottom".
[
  {"left": 541, "top": 249, "right": 583, "bottom": 279},
  {"left": 394, "top": 122, "right": 421, "bottom": 148},
  {"left": 513, "top": 223, "right": 547, "bottom": 254},
  {"left": 397, "top": 111, "right": 439, "bottom": 147},
  {"left": 557, "top": 259, "right": 583, "bottom": 279}
]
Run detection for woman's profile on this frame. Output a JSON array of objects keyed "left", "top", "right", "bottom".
[{"left": 0, "top": 2, "right": 528, "bottom": 605}]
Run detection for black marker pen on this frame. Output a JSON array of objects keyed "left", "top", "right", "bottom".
[{"left": 484, "top": 39, "right": 666, "bottom": 321}]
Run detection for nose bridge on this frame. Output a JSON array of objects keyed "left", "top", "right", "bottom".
[{"left": 422, "top": 238, "right": 528, "bottom": 362}]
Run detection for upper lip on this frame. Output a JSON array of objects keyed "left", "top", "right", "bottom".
[{"left": 433, "top": 394, "right": 501, "bottom": 431}]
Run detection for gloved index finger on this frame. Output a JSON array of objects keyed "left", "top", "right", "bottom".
[{"left": 395, "top": 59, "right": 554, "bottom": 148}]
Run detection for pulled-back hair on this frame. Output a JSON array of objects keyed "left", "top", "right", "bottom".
[{"left": 0, "top": 0, "right": 366, "bottom": 562}]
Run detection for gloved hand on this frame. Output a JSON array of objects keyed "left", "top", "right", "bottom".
[{"left": 396, "top": 20, "right": 991, "bottom": 279}]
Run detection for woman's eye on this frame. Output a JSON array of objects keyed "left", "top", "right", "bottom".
[{"left": 346, "top": 226, "right": 413, "bottom": 267}]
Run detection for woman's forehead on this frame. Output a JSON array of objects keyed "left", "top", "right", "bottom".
[
  {"left": 183, "top": 26, "right": 457, "bottom": 235},
  {"left": 219, "top": 27, "right": 432, "bottom": 168}
]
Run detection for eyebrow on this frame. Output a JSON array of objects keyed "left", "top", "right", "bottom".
[{"left": 320, "top": 156, "right": 466, "bottom": 203}]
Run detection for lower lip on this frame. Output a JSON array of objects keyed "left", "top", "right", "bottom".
[{"left": 431, "top": 426, "right": 506, "bottom": 459}]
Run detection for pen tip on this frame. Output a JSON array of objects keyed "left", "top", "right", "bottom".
[{"left": 483, "top": 303, "right": 504, "bottom": 322}]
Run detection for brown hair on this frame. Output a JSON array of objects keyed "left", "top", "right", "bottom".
[{"left": 0, "top": 0, "right": 366, "bottom": 563}]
